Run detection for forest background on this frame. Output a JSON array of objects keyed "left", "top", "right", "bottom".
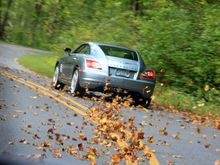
[{"left": 0, "top": 0, "right": 219, "bottom": 114}]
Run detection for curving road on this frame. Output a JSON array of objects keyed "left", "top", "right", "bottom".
[{"left": 0, "top": 42, "right": 219, "bottom": 165}]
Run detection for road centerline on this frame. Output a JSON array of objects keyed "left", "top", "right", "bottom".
[
  {"left": 2, "top": 71, "right": 89, "bottom": 111},
  {"left": 0, "top": 71, "right": 160, "bottom": 165}
]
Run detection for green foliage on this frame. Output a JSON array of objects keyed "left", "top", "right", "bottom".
[
  {"left": 1, "top": 0, "right": 220, "bottom": 105},
  {"left": 135, "top": 1, "right": 220, "bottom": 103}
]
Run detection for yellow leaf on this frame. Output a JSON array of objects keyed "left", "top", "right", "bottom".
[
  {"left": 14, "top": 110, "right": 23, "bottom": 113},
  {"left": 172, "top": 132, "right": 181, "bottom": 139},
  {"left": 88, "top": 154, "right": 96, "bottom": 165},
  {"left": 204, "top": 85, "right": 209, "bottom": 91},
  {"left": 147, "top": 136, "right": 155, "bottom": 143}
]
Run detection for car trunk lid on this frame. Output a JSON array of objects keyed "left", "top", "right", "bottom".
[{"left": 107, "top": 56, "right": 138, "bottom": 79}]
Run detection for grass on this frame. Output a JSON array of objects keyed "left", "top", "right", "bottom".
[
  {"left": 18, "top": 54, "right": 220, "bottom": 116},
  {"left": 153, "top": 85, "right": 220, "bottom": 115},
  {"left": 18, "top": 54, "right": 56, "bottom": 78}
]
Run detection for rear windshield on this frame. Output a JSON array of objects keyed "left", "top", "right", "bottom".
[{"left": 99, "top": 45, "right": 138, "bottom": 61}]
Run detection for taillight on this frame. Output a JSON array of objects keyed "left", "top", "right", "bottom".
[
  {"left": 141, "top": 70, "right": 155, "bottom": 79},
  {"left": 86, "top": 59, "right": 102, "bottom": 70}
]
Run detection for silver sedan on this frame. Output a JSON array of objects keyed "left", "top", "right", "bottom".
[{"left": 52, "top": 42, "right": 155, "bottom": 107}]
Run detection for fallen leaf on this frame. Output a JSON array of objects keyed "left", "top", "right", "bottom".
[
  {"left": 47, "top": 128, "right": 54, "bottom": 134},
  {"left": 147, "top": 136, "right": 155, "bottom": 143},
  {"left": 216, "top": 123, "right": 220, "bottom": 130},
  {"left": 27, "top": 106, "right": 33, "bottom": 110},
  {"left": 112, "top": 154, "right": 121, "bottom": 165},
  {"left": 67, "top": 122, "right": 74, "bottom": 126},
  {"left": 70, "top": 150, "right": 77, "bottom": 156},
  {"left": 87, "top": 147, "right": 97, "bottom": 165},
  {"left": 78, "top": 143, "right": 84, "bottom": 151},
  {"left": 128, "top": 116, "right": 136, "bottom": 122},
  {"left": 197, "top": 126, "right": 202, "bottom": 133},
  {"left": 204, "top": 144, "right": 211, "bottom": 148},
  {"left": 31, "top": 154, "right": 46, "bottom": 159},
  {"left": 123, "top": 101, "right": 130, "bottom": 107},
  {"left": 66, "top": 145, "right": 75, "bottom": 151},
  {"left": 11, "top": 103, "right": 18, "bottom": 106},
  {"left": 202, "top": 135, "right": 208, "bottom": 140},
  {"left": 172, "top": 133, "right": 181, "bottom": 139},
  {"left": 159, "top": 127, "right": 168, "bottom": 136},
  {"left": 19, "top": 139, "right": 29, "bottom": 145},
  {"left": 42, "top": 141, "right": 51, "bottom": 147},
  {"left": 88, "top": 154, "right": 96, "bottom": 165},
  {"left": 215, "top": 160, "right": 220, "bottom": 165},
  {"left": 51, "top": 112, "right": 58, "bottom": 116},
  {"left": 79, "top": 134, "right": 87, "bottom": 141},
  {"left": 32, "top": 112, "right": 38, "bottom": 116},
  {"left": 47, "top": 118, "right": 55, "bottom": 125},
  {"left": 52, "top": 148, "right": 62, "bottom": 158},
  {"left": 14, "top": 110, "right": 23, "bottom": 113},
  {"left": 167, "top": 160, "right": 174, "bottom": 165},
  {"left": 8, "top": 141, "right": 14, "bottom": 145},
  {"left": 33, "top": 134, "right": 40, "bottom": 140},
  {"left": 137, "top": 131, "right": 145, "bottom": 140}
]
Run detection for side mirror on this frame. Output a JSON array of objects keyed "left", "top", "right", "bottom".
[{"left": 64, "top": 48, "right": 71, "bottom": 54}]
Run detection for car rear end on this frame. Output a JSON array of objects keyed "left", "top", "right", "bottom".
[{"left": 78, "top": 43, "right": 155, "bottom": 99}]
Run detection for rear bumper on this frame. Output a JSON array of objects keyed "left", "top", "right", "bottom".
[{"left": 78, "top": 70, "right": 155, "bottom": 98}]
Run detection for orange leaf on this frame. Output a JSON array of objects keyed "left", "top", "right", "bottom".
[{"left": 112, "top": 154, "right": 121, "bottom": 165}]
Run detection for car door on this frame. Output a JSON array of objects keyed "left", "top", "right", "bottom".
[{"left": 61, "top": 44, "right": 91, "bottom": 83}]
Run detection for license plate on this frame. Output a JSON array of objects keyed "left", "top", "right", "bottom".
[{"left": 115, "top": 69, "right": 130, "bottom": 78}]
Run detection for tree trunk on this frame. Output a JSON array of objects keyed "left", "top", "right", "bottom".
[
  {"left": 0, "top": 0, "right": 13, "bottom": 39},
  {"left": 0, "top": 0, "right": 2, "bottom": 27},
  {"left": 47, "top": 0, "right": 61, "bottom": 37},
  {"left": 130, "top": 0, "right": 143, "bottom": 16}
]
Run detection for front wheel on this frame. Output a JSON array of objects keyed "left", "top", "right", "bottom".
[
  {"left": 70, "top": 69, "right": 84, "bottom": 96},
  {"left": 52, "top": 65, "right": 64, "bottom": 90}
]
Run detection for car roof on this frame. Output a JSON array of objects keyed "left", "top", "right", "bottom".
[{"left": 85, "top": 42, "right": 135, "bottom": 51}]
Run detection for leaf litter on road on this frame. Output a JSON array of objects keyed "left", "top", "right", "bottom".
[{"left": 4, "top": 69, "right": 219, "bottom": 164}]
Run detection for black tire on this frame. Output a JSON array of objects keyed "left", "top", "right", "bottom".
[
  {"left": 131, "top": 92, "right": 151, "bottom": 108},
  {"left": 52, "top": 65, "right": 64, "bottom": 90},
  {"left": 144, "top": 98, "right": 152, "bottom": 108},
  {"left": 70, "top": 69, "right": 85, "bottom": 96}
]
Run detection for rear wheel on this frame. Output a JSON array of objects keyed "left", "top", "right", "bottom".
[
  {"left": 144, "top": 98, "right": 152, "bottom": 108},
  {"left": 70, "top": 69, "right": 85, "bottom": 96},
  {"left": 131, "top": 92, "right": 151, "bottom": 108},
  {"left": 52, "top": 65, "right": 64, "bottom": 89}
]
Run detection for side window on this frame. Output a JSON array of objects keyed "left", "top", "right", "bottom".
[
  {"left": 73, "top": 45, "right": 86, "bottom": 53},
  {"left": 79, "top": 45, "right": 90, "bottom": 54},
  {"left": 73, "top": 44, "right": 91, "bottom": 54}
]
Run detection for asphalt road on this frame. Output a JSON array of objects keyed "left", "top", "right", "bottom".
[{"left": 0, "top": 42, "right": 219, "bottom": 165}]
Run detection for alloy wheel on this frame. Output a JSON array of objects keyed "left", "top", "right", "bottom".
[
  {"left": 70, "top": 70, "right": 79, "bottom": 93},
  {"left": 52, "top": 66, "right": 59, "bottom": 87}
]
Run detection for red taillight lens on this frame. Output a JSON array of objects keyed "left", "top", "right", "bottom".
[
  {"left": 86, "top": 59, "right": 102, "bottom": 70},
  {"left": 141, "top": 70, "right": 155, "bottom": 79}
]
